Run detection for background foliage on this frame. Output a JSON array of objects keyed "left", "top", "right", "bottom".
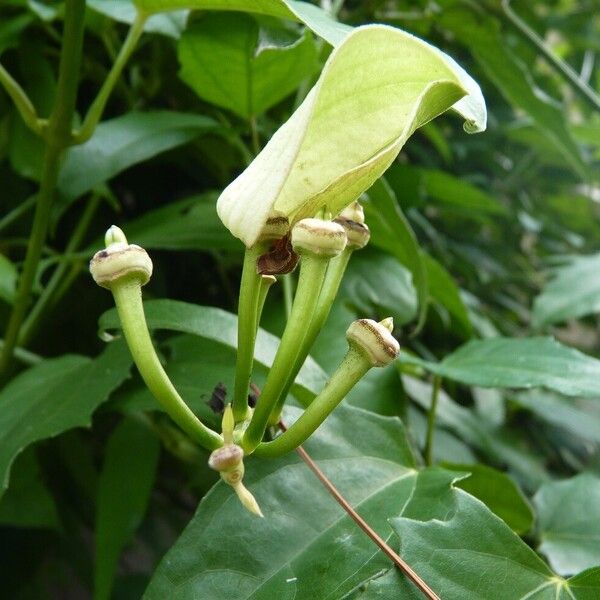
[{"left": 1, "top": 0, "right": 599, "bottom": 598}]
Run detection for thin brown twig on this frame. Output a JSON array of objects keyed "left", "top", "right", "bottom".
[{"left": 278, "top": 420, "right": 440, "bottom": 600}]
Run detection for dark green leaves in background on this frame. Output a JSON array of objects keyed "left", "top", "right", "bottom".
[{"left": 178, "top": 13, "right": 317, "bottom": 119}]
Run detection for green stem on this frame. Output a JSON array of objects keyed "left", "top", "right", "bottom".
[
  {"left": 0, "top": 0, "right": 86, "bottom": 382},
  {"left": 254, "top": 349, "right": 370, "bottom": 457},
  {"left": 112, "top": 280, "right": 223, "bottom": 450},
  {"left": 0, "top": 339, "right": 43, "bottom": 366},
  {"left": 0, "top": 195, "right": 36, "bottom": 234},
  {"left": 424, "top": 375, "right": 441, "bottom": 466},
  {"left": 232, "top": 245, "right": 266, "bottom": 422},
  {"left": 73, "top": 11, "right": 147, "bottom": 144},
  {"left": 0, "top": 63, "right": 45, "bottom": 135},
  {"left": 501, "top": 0, "right": 600, "bottom": 111},
  {"left": 19, "top": 195, "right": 101, "bottom": 346},
  {"left": 268, "top": 249, "right": 352, "bottom": 424},
  {"left": 282, "top": 273, "right": 294, "bottom": 319},
  {"left": 242, "top": 255, "right": 329, "bottom": 453},
  {"left": 256, "top": 275, "right": 275, "bottom": 324}
]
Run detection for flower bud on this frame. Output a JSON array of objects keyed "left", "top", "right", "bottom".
[
  {"left": 346, "top": 317, "right": 400, "bottom": 367},
  {"left": 291, "top": 218, "right": 347, "bottom": 258},
  {"left": 334, "top": 201, "right": 370, "bottom": 249},
  {"left": 90, "top": 226, "right": 152, "bottom": 289},
  {"left": 338, "top": 201, "right": 365, "bottom": 225}
]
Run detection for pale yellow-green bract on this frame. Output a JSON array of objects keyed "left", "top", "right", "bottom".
[{"left": 216, "top": 24, "right": 487, "bottom": 248}]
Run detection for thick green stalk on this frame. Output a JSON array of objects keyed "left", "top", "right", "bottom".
[
  {"left": 254, "top": 348, "right": 370, "bottom": 457},
  {"left": 242, "top": 256, "right": 329, "bottom": 453},
  {"left": 268, "top": 249, "right": 352, "bottom": 424},
  {"left": 232, "top": 245, "right": 266, "bottom": 421},
  {"left": 74, "top": 12, "right": 147, "bottom": 143},
  {"left": 0, "top": 0, "right": 86, "bottom": 381},
  {"left": 112, "top": 280, "right": 223, "bottom": 450},
  {"left": 20, "top": 195, "right": 101, "bottom": 345}
]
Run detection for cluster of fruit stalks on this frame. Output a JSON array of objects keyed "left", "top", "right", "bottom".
[{"left": 90, "top": 202, "right": 400, "bottom": 515}]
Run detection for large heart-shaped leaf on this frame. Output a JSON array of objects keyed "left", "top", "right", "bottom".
[
  {"left": 143, "top": 403, "right": 420, "bottom": 599},
  {"left": 403, "top": 337, "right": 600, "bottom": 397},
  {"left": 391, "top": 484, "right": 600, "bottom": 599},
  {"left": 0, "top": 340, "right": 131, "bottom": 496},
  {"left": 534, "top": 473, "right": 600, "bottom": 576},
  {"left": 216, "top": 24, "right": 485, "bottom": 247}
]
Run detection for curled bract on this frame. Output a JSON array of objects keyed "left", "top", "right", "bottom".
[{"left": 217, "top": 24, "right": 486, "bottom": 248}]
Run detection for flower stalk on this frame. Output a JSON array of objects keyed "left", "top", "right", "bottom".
[
  {"left": 255, "top": 317, "right": 399, "bottom": 458},
  {"left": 242, "top": 218, "right": 347, "bottom": 453},
  {"left": 268, "top": 202, "right": 370, "bottom": 425},
  {"left": 90, "top": 226, "right": 222, "bottom": 451}
]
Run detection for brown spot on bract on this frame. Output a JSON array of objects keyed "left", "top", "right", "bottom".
[{"left": 257, "top": 234, "right": 299, "bottom": 275}]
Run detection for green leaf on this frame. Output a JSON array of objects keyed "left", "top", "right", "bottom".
[
  {"left": 134, "top": 0, "right": 352, "bottom": 46},
  {"left": 0, "top": 447, "right": 59, "bottom": 529},
  {"left": 178, "top": 13, "right": 317, "bottom": 118},
  {"left": 403, "top": 337, "right": 600, "bottom": 398},
  {"left": 402, "top": 375, "right": 548, "bottom": 489},
  {"left": 413, "top": 166, "right": 506, "bottom": 216},
  {"left": 365, "top": 177, "right": 428, "bottom": 330},
  {"left": 0, "top": 253, "right": 17, "bottom": 304},
  {"left": 118, "top": 193, "right": 238, "bottom": 252},
  {"left": 439, "top": 7, "right": 588, "bottom": 179},
  {"left": 99, "top": 300, "right": 328, "bottom": 399},
  {"left": 117, "top": 336, "right": 248, "bottom": 429},
  {"left": 534, "top": 473, "right": 600, "bottom": 576},
  {"left": 423, "top": 253, "right": 472, "bottom": 337},
  {"left": 217, "top": 24, "right": 484, "bottom": 247},
  {"left": 341, "top": 248, "right": 418, "bottom": 327},
  {"left": 442, "top": 462, "right": 534, "bottom": 535},
  {"left": 144, "top": 402, "right": 419, "bottom": 599},
  {"left": 88, "top": 0, "right": 189, "bottom": 38},
  {"left": 513, "top": 390, "right": 600, "bottom": 444},
  {"left": 95, "top": 417, "right": 160, "bottom": 600},
  {"left": 57, "top": 111, "right": 218, "bottom": 203},
  {"left": 391, "top": 479, "right": 595, "bottom": 599},
  {"left": 135, "top": 0, "right": 485, "bottom": 131},
  {"left": 0, "top": 340, "right": 131, "bottom": 496},
  {"left": 533, "top": 254, "right": 600, "bottom": 328}
]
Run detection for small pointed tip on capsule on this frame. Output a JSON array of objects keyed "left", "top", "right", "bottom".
[
  {"left": 380, "top": 317, "right": 394, "bottom": 332},
  {"left": 234, "top": 482, "right": 264, "bottom": 517},
  {"left": 104, "top": 225, "right": 127, "bottom": 247},
  {"left": 222, "top": 403, "right": 235, "bottom": 445}
]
